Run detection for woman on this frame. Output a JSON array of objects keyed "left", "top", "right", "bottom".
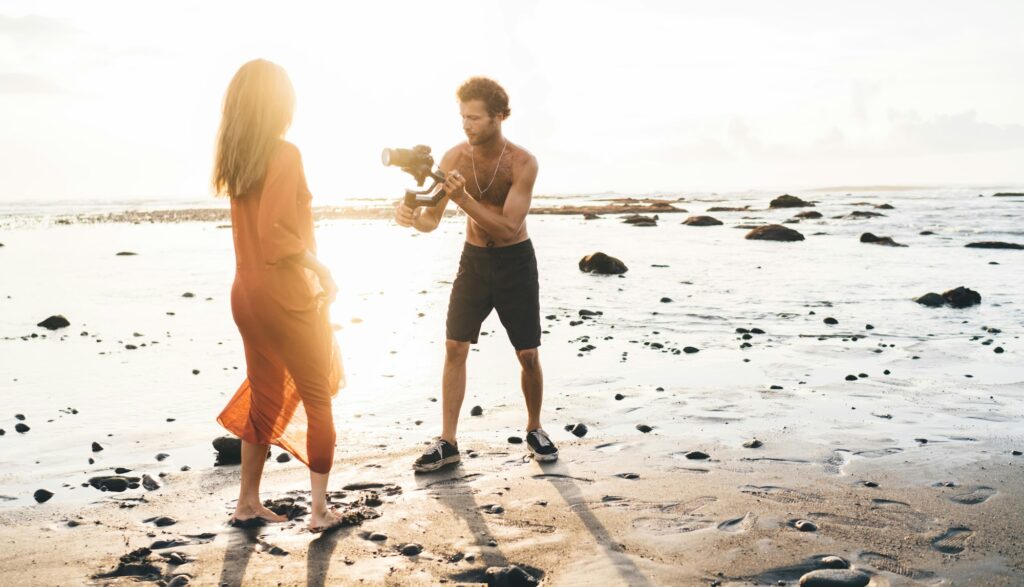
[{"left": 213, "top": 59, "right": 346, "bottom": 533}]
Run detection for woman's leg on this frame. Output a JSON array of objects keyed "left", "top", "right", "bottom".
[{"left": 232, "top": 440, "right": 287, "bottom": 522}]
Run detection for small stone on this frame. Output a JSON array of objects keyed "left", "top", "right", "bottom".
[
  {"left": 798, "top": 568, "right": 870, "bottom": 587},
  {"left": 166, "top": 575, "right": 190, "bottom": 587},
  {"left": 569, "top": 423, "right": 588, "bottom": 438},
  {"left": 15, "top": 423, "right": 29, "bottom": 433},
  {"left": 994, "top": 347, "right": 1004, "bottom": 354},
  {"left": 865, "top": 324, "right": 874, "bottom": 330},
  {"left": 1012, "top": 450, "right": 1022, "bottom": 456},
  {"left": 507, "top": 436, "right": 523, "bottom": 444},
  {"left": 153, "top": 516, "right": 177, "bottom": 527},
  {"left": 484, "top": 564, "right": 539, "bottom": 586},
  {"left": 660, "top": 297, "right": 672, "bottom": 303},
  {"left": 192, "top": 369, "right": 200, "bottom": 375},
  {"left": 614, "top": 393, "right": 625, "bottom": 400},
  {"left": 862, "top": 481, "right": 879, "bottom": 487},
  {"left": 844, "top": 375, "right": 857, "bottom": 381},
  {"left": 683, "top": 346, "right": 699, "bottom": 354},
  {"left": 368, "top": 532, "right": 387, "bottom": 541},
  {"left": 470, "top": 405, "right": 484, "bottom": 417},
  {"left": 33, "top": 489, "right": 54, "bottom": 503},
  {"left": 794, "top": 519, "right": 817, "bottom": 532},
  {"left": 181, "top": 292, "right": 195, "bottom": 298},
  {"left": 400, "top": 543, "right": 423, "bottom": 556},
  {"left": 636, "top": 424, "right": 653, "bottom": 433},
  {"left": 819, "top": 556, "right": 849, "bottom": 569},
  {"left": 824, "top": 317, "right": 838, "bottom": 325},
  {"left": 155, "top": 453, "right": 170, "bottom": 461},
  {"left": 142, "top": 474, "right": 160, "bottom": 491},
  {"left": 743, "top": 439, "right": 763, "bottom": 449},
  {"left": 37, "top": 315, "right": 70, "bottom": 330},
  {"left": 91, "top": 441, "right": 104, "bottom": 452},
  {"left": 685, "top": 451, "right": 710, "bottom": 460},
  {"left": 276, "top": 452, "right": 292, "bottom": 463}
]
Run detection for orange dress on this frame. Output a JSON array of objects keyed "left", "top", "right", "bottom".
[{"left": 217, "top": 141, "right": 344, "bottom": 474}]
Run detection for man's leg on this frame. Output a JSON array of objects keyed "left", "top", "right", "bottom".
[
  {"left": 441, "top": 339, "right": 471, "bottom": 444},
  {"left": 516, "top": 347, "right": 543, "bottom": 431}
]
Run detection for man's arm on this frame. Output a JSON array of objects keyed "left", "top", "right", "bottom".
[
  {"left": 394, "top": 146, "right": 460, "bottom": 233},
  {"left": 448, "top": 154, "right": 538, "bottom": 241}
]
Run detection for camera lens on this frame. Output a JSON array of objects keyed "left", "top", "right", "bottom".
[{"left": 381, "top": 148, "right": 393, "bottom": 166}]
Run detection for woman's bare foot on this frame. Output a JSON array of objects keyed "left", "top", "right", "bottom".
[
  {"left": 308, "top": 508, "right": 346, "bottom": 533},
  {"left": 231, "top": 502, "right": 287, "bottom": 524}
]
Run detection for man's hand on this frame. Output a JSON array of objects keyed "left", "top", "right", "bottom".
[
  {"left": 394, "top": 201, "right": 415, "bottom": 227},
  {"left": 443, "top": 170, "right": 469, "bottom": 206}
]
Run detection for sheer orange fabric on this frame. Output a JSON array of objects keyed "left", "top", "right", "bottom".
[{"left": 217, "top": 141, "right": 344, "bottom": 474}]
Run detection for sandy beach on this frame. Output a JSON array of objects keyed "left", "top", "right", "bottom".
[{"left": 1, "top": 188, "right": 1022, "bottom": 586}]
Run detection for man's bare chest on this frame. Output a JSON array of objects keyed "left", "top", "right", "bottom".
[{"left": 453, "top": 152, "right": 514, "bottom": 205}]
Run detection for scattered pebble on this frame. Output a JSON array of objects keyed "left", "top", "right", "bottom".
[
  {"left": 636, "top": 424, "right": 653, "bottom": 433},
  {"left": 507, "top": 436, "right": 523, "bottom": 444},
  {"left": 33, "top": 489, "right": 54, "bottom": 503},
  {"left": 400, "top": 543, "right": 423, "bottom": 556},
  {"left": 743, "top": 439, "right": 763, "bottom": 449},
  {"left": 798, "top": 568, "right": 869, "bottom": 587},
  {"left": 794, "top": 519, "right": 818, "bottom": 532}
]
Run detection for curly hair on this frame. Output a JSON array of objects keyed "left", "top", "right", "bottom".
[{"left": 456, "top": 77, "right": 511, "bottom": 119}]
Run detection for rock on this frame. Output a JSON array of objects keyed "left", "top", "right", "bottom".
[
  {"left": 1012, "top": 450, "right": 1021, "bottom": 456},
  {"left": 212, "top": 436, "right": 242, "bottom": 465},
  {"left": 685, "top": 451, "right": 710, "bottom": 460},
  {"left": 795, "top": 210, "right": 823, "bottom": 219},
  {"left": 152, "top": 516, "right": 177, "bottom": 527},
  {"left": 142, "top": 474, "right": 160, "bottom": 491},
  {"left": 622, "top": 214, "right": 657, "bottom": 227},
  {"left": 682, "top": 215, "right": 723, "bottom": 226},
  {"left": 707, "top": 205, "right": 750, "bottom": 212},
  {"left": 798, "top": 569, "right": 870, "bottom": 586},
  {"left": 579, "top": 252, "right": 628, "bottom": 275},
  {"left": 400, "top": 543, "right": 423, "bottom": 556},
  {"left": 875, "top": 203, "right": 895, "bottom": 209},
  {"left": 578, "top": 309, "right": 602, "bottom": 317},
  {"left": 37, "top": 315, "right": 70, "bottom": 330},
  {"left": 368, "top": 532, "right": 388, "bottom": 541},
  {"left": 33, "top": 489, "right": 54, "bottom": 503},
  {"left": 995, "top": 347, "right": 1004, "bottom": 354},
  {"left": 155, "top": 453, "right": 170, "bottom": 461},
  {"left": 794, "top": 519, "right": 818, "bottom": 532},
  {"left": 745, "top": 224, "right": 805, "bottom": 242},
  {"left": 582, "top": 212, "right": 600, "bottom": 220},
  {"left": 965, "top": 241, "right": 1023, "bottom": 250},
  {"left": 614, "top": 393, "right": 625, "bottom": 400},
  {"left": 845, "top": 375, "right": 857, "bottom": 381},
  {"left": 181, "top": 292, "right": 195, "bottom": 298},
  {"left": 276, "top": 452, "right": 292, "bottom": 463},
  {"left": 819, "top": 556, "right": 850, "bottom": 569},
  {"left": 166, "top": 575, "right": 190, "bottom": 587},
  {"left": 824, "top": 317, "right": 838, "bottom": 325},
  {"left": 683, "top": 346, "right": 699, "bottom": 354},
  {"left": 743, "top": 439, "right": 763, "bottom": 448},
  {"left": 569, "top": 423, "right": 588, "bottom": 438},
  {"left": 660, "top": 297, "right": 672, "bottom": 303},
  {"left": 92, "top": 442, "right": 104, "bottom": 452},
  {"left": 88, "top": 475, "right": 138, "bottom": 492},
  {"left": 485, "top": 565, "right": 540, "bottom": 587},
  {"left": 192, "top": 369, "right": 200, "bottom": 375},
  {"left": 943, "top": 286, "right": 981, "bottom": 308},
  {"left": 993, "top": 192, "right": 1024, "bottom": 197},
  {"left": 860, "top": 232, "right": 906, "bottom": 247},
  {"left": 15, "top": 423, "right": 29, "bottom": 433},
  {"left": 769, "top": 194, "right": 813, "bottom": 208},
  {"left": 845, "top": 210, "right": 885, "bottom": 218},
  {"left": 470, "top": 405, "right": 484, "bottom": 417},
  {"left": 914, "top": 292, "right": 944, "bottom": 307},
  {"left": 507, "top": 436, "right": 523, "bottom": 444},
  {"left": 636, "top": 424, "right": 653, "bottom": 433},
  {"left": 116, "top": 251, "right": 137, "bottom": 256}
]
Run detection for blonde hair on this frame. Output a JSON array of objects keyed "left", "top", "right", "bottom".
[{"left": 213, "top": 59, "right": 295, "bottom": 197}]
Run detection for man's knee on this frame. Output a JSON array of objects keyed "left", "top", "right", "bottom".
[
  {"left": 445, "top": 340, "right": 470, "bottom": 364},
  {"left": 516, "top": 348, "right": 540, "bottom": 371}
]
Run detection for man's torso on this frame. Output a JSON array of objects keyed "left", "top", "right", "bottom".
[{"left": 449, "top": 142, "right": 530, "bottom": 247}]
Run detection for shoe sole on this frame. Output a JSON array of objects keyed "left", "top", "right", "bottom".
[
  {"left": 413, "top": 454, "right": 461, "bottom": 473},
  {"left": 528, "top": 447, "right": 559, "bottom": 463}
]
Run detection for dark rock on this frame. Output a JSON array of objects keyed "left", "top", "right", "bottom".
[
  {"left": 166, "top": 575, "right": 190, "bottom": 587},
  {"left": 470, "top": 405, "right": 484, "bottom": 416},
  {"left": 579, "top": 252, "right": 628, "bottom": 275},
  {"left": 875, "top": 203, "right": 894, "bottom": 209},
  {"left": 794, "top": 519, "right": 817, "bottom": 532},
  {"left": 683, "top": 346, "right": 699, "bottom": 354},
  {"left": 824, "top": 317, "right": 838, "bottom": 325},
  {"left": 965, "top": 241, "right": 1023, "bottom": 250},
  {"left": 507, "top": 436, "right": 523, "bottom": 444},
  {"left": 616, "top": 473, "right": 640, "bottom": 479},
  {"left": 578, "top": 309, "right": 602, "bottom": 317},
  {"left": 914, "top": 292, "right": 945, "bottom": 307},
  {"left": 15, "top": 423, "right": 29, "bottom": 433},
  {"left": 622, "top": 214, "right": 657, "bottom": 227},
  {"left": 116, "top": 251, "right": 137, "bottom": 256},
  {"left": 845, "top": 375, "right": 857, "bottom": 381},
  {"left": 769, "top": 194, "right": 813, "bottom": 208},
  {"left": 794, "top": 210, "right": 823, "bottom": 219},
  {"left": 994, "top": 347, "right": 1004, "bottom": 354},
  {"left": 707, "top": 205, "right": 749, "bottom": 212},
  {"left": 276, "top": 452, "right": 292, "bottom": 463},
  {"left": 88, "top": 475, "right": 138, "bottom": 492},
  {"left": 37, "top": 315, "right": 70, "bottom": 330},
  {"left": 400, "top": 543, "right": 423, "bottom": 556},
  {"left": 582, "top": 212, "right": 600, "bottom": 220},
  {"left": 212, "top": 436, "right": 242, "bottom": 465},
  {"left": 660, "top": 297, "right": 672, "bottom": 303},
  {"left": 682, "top": 215, "right": 723, "bottom": 226},
  {"left": 845, "top": 210, "right": 885, "bottom": 218},
  {"left": 33, "top": 489, "right": 54, "bottom": 503},
  {"left": 685, "top": 451, "right": 710, "bottom": 460},
  {"left": 636, "top": 424, "right": 653, "bottom": 433},
  {"left": 943, "top": 286, "right": 981, "bottom": 308},
  {"left": 920, "top": 230, "right": 935, "bottom": 235},
  {"left": 1012, "top": 450, "right": 1022, "bottom": 456},
  {"left": 993, "top": 192, "right": 1024, "bottom": 197},
  {"left": 485, "top": 564, "right": 540, "bottom": 586},
  {"left": 743, "top": 439, "right": 763, "bottom": 448},
  {"left": 151, "top": 516, "right": 177, "bottom": 527},
  {"left": 368, "top": 532, "right": 388, "bottom": 541},
  {"left": 798, "top": 568, "right": 870, "bottom": 586},
  {"left": 192, "top": 369, "right": 200, "bottom": 375},
  {"left": 155, "top": 453, "right": 170, "bottom": 461},
  {"left": 142, "top": 474, "right": 160, "bottom": 491},
  {"left": 181, "top": 292, "right": 195, "bottom": 298},
  {"left": 92, "top": 442, "right": 104, "bottom": 452},
  {"left": 819, "top": 556, "right": 850, "bottom": 569},
  {"left": 614, "top": 393, "right": 625, "bottom": 401},
  {"left": 569, "top": 423, "right": 588, "bottom": 438},
  {"left": 745, "top": 224, "right": 805, "bottom": 242},
  {"left": 860, "top": 232, "right": 906, "bottom": 247}
]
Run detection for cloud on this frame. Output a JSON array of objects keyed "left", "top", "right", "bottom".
[
  {"left": 0, "top": 72, "right": 63, "bottom": 94},
  {"left": 888, "top": 109, "right": 1024, "bottom": 154},
  {"left": 0, "top": 14, "right": 77, "bottom": 39}
]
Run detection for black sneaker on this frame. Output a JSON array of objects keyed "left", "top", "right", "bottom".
[
  {"left": 413, "top": 438, "right": 461, "bottom": 473},
  {"left": 526, "top": 428, "right": 558, "bottom": 462}
]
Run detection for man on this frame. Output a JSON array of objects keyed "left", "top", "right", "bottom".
[{"left": 394, "top": 76, "right": 557, "bottom": 472}]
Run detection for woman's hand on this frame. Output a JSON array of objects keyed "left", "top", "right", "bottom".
[{"left": 318, "top": 270, "right": 338, "bottom": 305}]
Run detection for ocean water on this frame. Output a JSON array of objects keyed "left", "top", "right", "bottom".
[{"left": 0, "top": 187, "right": 1022, "bottom": 506}]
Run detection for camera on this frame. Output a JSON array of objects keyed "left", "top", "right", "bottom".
[{"left": 381, "top": 145, "right": 447, "bottom": 208}]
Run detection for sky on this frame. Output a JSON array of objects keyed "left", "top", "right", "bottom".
[{"left": 1, "top": 1, "right": 1023, "bottom": 204}]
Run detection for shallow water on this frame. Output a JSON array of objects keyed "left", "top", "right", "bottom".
[{"left": 0, "top": 187, "right": 1021, "bottom": 506}]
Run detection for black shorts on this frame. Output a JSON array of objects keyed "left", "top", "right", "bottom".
[{"left": 446, "top": 239, "right": 541, "bottom": 350}]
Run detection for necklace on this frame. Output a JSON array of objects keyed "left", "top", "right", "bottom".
[{"left": 470, "top": 140, "right": 508, "bottom": 195}]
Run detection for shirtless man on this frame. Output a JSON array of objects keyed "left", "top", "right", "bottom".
[{"left": 394, "top": 77, "right": 558, "bottom": 472}]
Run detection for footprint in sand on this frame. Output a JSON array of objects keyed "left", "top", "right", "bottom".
[
  {"left": 717, "top": 512, "right": 756, "bottom": 532},
  {"left": 739, "top": 485, "right": 820, "bottom": 504},
  {"left": 853, "top": 447, "right": 903, "bottom": 459},
  {"left": 858, "top": 551, "right": 933, "bottom": 580},
  {"left": 949, "top": 486, "right": 996, "bottom": 505},
  {"left": 809, "top": 512, "right": 887, "bottom": 529},
  {"left": 870, "top": 499, "right": 930, "bottom": 532},
  {"left": 931, "top": 527, "right": 974, "bottom": 554},
  {"left": 822, "top": 450, "right": 850, "bottom": 475},
  {"left": 632, "top": 516, "right": 714, "bottom": 535}
]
